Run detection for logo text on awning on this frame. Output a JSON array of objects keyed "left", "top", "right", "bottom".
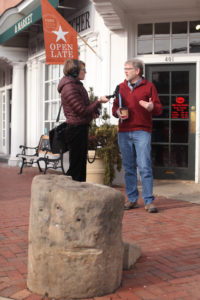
[{"left": 14, "top": 13, "right": 33, "bottom": 34}]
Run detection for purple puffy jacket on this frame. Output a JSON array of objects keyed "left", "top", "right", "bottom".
[{"left": 58, "top": 76, "right": 100, "bottom": 125}]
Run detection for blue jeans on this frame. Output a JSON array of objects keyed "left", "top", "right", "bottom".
[{"left": 118, "top": 130, "right": 154, "bottom": 205}]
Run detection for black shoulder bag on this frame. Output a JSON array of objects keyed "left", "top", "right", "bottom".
[{"left": 49, "top": 104, "right": 68, "bottom": 154}]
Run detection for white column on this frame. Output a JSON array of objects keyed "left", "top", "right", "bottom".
[
  {"left": 26, "top": 61, "right": 32, "bottom": 147},
  {"left": 27, "top": 60, "right": 39, "bottom": 147},
  {"left": 26, "top": 60, "right": 42, "bottom": 148},
  {"left": 9, "top": 62, "right": 26, "bottom": 166}
]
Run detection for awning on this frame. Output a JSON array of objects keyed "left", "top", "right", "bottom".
[{"left": 0, "top": 0, "right": 58, "bottom": 45}]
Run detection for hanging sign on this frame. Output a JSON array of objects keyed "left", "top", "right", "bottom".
[{"left": 41, "top": 0, "right": 78, "bottom": 64}]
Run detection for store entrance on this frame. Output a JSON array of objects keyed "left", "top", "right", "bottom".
[{"left": 146, "top": 64, "right": 196, "bottom": 180}]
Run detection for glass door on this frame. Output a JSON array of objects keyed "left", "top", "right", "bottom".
[{"left": 146, "top": 64, "right": 196, "bottom": 179}]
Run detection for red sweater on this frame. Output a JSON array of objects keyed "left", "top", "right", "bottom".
[
  {"left": 58, "top": 76, "right": 100, "bottom": 125},
  {"left": 112, "top": 78, "right": 163, "bottom": 133}
]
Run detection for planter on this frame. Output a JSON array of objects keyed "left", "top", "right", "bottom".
[{"left": 86, "top": 150, "right": 104, "bottom": 184}]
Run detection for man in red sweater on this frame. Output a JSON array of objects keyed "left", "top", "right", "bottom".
[{"left": 112, "top": 58, "right": 163, "bottom": 213}]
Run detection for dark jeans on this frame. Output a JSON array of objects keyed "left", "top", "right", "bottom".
[{"left": 66, "top": 124, "right": 89, "bottom": 182}]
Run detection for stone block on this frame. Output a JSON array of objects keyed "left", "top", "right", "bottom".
[{"left": 27, "top": 174, "right": 124, "bottom": 299}]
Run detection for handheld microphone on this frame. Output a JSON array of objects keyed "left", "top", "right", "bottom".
[{"left": 106, "top": 85, "right": 119, "bottom": 99}]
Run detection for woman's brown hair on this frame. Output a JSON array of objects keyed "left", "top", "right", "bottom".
[{"left": 63, "top": 59, "right": 85, "bottom": 77}]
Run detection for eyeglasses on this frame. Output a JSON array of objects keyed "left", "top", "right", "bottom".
[
  {"left": 124, "top": 68, "right": 134, "bottom": 71},
  {"left": 81, "top": 68, "right": 86, "bottom": 73}
]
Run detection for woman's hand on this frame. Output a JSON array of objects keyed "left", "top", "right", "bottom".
[
  {"left": 92, "top": 113, "right": 99, "bottom": 119},
  {"left": 98, "top": 96, "right": 110, "bottom": 103}
]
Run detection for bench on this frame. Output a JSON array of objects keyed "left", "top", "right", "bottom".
[{"left": 16, "top": 135, "right": 65, "bottom": 174}]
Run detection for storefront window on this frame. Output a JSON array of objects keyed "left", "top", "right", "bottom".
[
  {"left": 137, "top": 24, "right": 153, "bottom": 55},
  {"left": 154, "top": 23, "right": 170, "bottom": 54},
  {"left": 44, "top": 64, "right": 64, "bottom": 134},
  {"left": 52, "top": 81, "right": 59, "bottom": 99},
  {"left": 190, "top": 20, "right": 200, "bottom": 33},
  {"left": 189, "top": 20, "right": 200, "bottom": 53},
  {"left": 172, "top": 22, "right": 187, "bottom": 53},
  {"left": 137, "top": 40, "right": 152, "bottom": 55},
  {"left": 155, "top": 39, "right": 170, "bottom": 54},
  {"left": 52, "top": 65, "right": 60, "bottom": 79},
  {"left": 172, "top": 38, "right": 187, "bottom": 53},
  {"left": 45, "top": 66, "right": 51, "bottom": 81},
  {"left": 138, "top": 24, "right": 153, "bottom": 37},
  {"left": 190, "top": 36, "right": 200, "bottom": 53},
  {"left": 172, "top": 22, "right": 187, "bottom": 34},
  {"left": 51, "top": 101, "right": 60, "bottom": 120},
  {"left": 137, "top": 20, "right": 200, "bottom": 54},
  {"left": 45, "top": 102, "right": 51, "bottom": 120},
  {"left": 155, "top": 23, "right": 170, "bottom": 35},
  {"left": 45, "top": 82, "right": 51, "bottom": 100}
]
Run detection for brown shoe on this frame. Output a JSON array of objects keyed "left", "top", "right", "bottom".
[
  {"left": 124, "top": 201, "right": 139, "bottom": 210},
  {"left": 145, "top": 203, "right": 158, "bottom": 213}
]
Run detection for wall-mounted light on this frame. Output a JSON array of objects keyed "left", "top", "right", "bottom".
[{"left": 196, "top": 24, "right": 200, "bottom": 30}]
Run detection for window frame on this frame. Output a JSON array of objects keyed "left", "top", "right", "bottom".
[
  {"left": 43, "top": 64, "right": 65, "bottom": 135},
  {"left": 137, "top": 20, "right": 200, "bottom": 55}
]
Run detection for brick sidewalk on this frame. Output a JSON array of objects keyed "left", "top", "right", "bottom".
[{"left": 1, "top": 164, "right": 200, "bottom": 300}]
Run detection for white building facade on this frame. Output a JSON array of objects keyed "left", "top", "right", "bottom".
[{"left": 0, "top": 0, "right": 200, "bottom": 182}]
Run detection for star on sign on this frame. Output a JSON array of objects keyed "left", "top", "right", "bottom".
[{"left": 52, "top": 25, "right": 68, "bottom": 42}]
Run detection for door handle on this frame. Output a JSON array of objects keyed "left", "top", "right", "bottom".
[{"left": 190, "top": 108, "right": 196, "bottom": 133}]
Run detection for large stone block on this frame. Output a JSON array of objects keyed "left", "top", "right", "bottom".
[{"left": 27, "top": 174, "right": 124, "bottom": 299}]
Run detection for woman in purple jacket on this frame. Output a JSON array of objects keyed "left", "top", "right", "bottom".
[{"left": 58, "top": 59, "right": 109, "bottom": 182}]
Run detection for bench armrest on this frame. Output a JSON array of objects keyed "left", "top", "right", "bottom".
[{"left": 17, "top": 145, "right": 39, "bottom": 156}]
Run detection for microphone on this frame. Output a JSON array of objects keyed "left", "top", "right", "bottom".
[{"left": 106, "top": 85, "right": 119, "bottom": 99}]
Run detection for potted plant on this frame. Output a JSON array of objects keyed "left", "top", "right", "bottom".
[{"left": 87, "top": 88, "right": 122, "bottom": 186}]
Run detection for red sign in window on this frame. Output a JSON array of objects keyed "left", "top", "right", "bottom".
[{"left": 172, "top": 97, "right": 189, "bottom": 119}]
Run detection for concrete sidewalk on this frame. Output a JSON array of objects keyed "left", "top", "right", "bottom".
[
  {"left": 1, "top": 163, "right": 200, "bottom": 300},
  {"left": 153, "top": 179, "right": 200, "bottom": 205}
]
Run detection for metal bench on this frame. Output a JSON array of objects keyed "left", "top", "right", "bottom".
[{"left": 16, "top": 135, "right": 65, "bottom": 174}]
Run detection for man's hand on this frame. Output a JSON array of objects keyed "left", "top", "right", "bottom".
[
  {"left": 139, "top": 98, "right": 154, "bottom": 112},
  {"left": 116, "top": 108, "right": 129, "bottom": 120}
]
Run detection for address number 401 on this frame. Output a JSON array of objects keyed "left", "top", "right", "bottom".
[{"left": 165, "top": 56, "right": 174, "bottom": 62}]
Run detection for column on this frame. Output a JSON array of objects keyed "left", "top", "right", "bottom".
[
  {"left": 26, "top": 59, "right": 42, "bottom": 148},
  {"left": 9, "top": 62, "right": 26, "bottom": 166}
]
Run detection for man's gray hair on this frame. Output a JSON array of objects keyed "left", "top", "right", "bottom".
[{"left": 125, "top": 58, "right": 144, "bottom": 76}]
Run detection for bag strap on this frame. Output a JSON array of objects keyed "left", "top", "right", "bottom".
[{"left": 56, "top": 103, "right": 62, "bottom": 123}]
